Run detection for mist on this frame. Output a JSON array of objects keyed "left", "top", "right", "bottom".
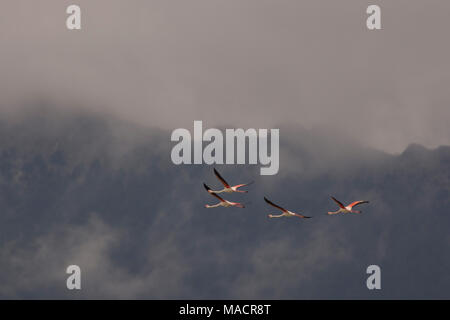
[
  {"left": 0, "top": 107, "right": 448, "bottom": 298},
  {"left": 1, "top": 0, "right": 450, "bottom": 152}
]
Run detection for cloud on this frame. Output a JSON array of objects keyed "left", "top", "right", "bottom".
[
  {"left": 0, "top": 212, "right": 191, "bottom": 299},
  {"left": 229, "top": 225, "right": 354, "bottom": 298},
  {"left": 1, "top": 1, "right": 450, "bottom": 152}
]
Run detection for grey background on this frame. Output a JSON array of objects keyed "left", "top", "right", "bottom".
[{"left": 1, "top": 0, "right": 450, "bottom": 152}]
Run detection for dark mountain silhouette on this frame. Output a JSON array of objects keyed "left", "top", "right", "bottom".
[{"left": 0, "top": 108, "right": 449, "bottom": 298}]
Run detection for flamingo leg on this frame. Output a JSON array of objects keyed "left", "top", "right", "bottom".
[
  {"left": 209, "top": 189, "right": 226, "bottom": 193},
  {"left": 205, "top": 203, "right": 222, "bottom": 208},
  {"left": 268, "top": 213, "right": 285, "bottom": 218}
]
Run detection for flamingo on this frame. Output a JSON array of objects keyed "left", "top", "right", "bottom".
[
  {"left": 328, "top": 196, "right": 369, "bottom": 215},
  {"left": 206, "top": 168, "right": 253, "bottom": 193},
  {"left": 204, "top": 184, "right": 245, "bottom": 208},
  {"left": 264, "top": 197, "right": 311, "bottom": 219}
]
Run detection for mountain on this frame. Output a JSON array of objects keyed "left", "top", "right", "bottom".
[{"left": 0, "top": 108, "right": 449, "bottom": 298}]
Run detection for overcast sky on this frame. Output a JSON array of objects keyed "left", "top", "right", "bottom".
[
  {"left": 0, "top": 0, "right": 449, "bottom": 152},
  {"left": 0, "top": 2, "right": 450, "bottom": 298}
]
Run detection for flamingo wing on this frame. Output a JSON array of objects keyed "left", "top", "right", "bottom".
[
  {"left": 214, "top": 168, "right": 230, "bottom": 188},
  {"left": 232, "top": 202, "right": 245, "bottom": 208},
  {"left": 348, "top": 200, "right": 369, "bottom": 209},
  {"left": 331, "top": 196, "right": 345, "bottom": 209},
  {"left": 233, "top": 181, "right": 254, "bottom": 189},
  {"left": 204, "top": 183, "right": 225, "bottom": 202},
  {"left": 264, "top": 197, "right": 288, "bottom": 213},
  {"left": 294, "top": 213, "right": 311, "bottom": 219}
]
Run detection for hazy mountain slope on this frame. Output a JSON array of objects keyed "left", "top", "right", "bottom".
[{"left": 0, "top": 109, "right": 449, "bottom": 298}]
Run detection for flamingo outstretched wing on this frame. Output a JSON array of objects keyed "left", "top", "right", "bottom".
[
  {"left": 331, "top": 196, "right": 345, "bottom": 209},
  {"left": 232, "top": 202, "right": 245, "bottom": 208},
  {"left": 294, "top": 213, "right": 311, "bottom": 219},
  {"left": 213, "top": 168, "right": 230, "bottom": 188},
  {"left": 233, "top": 181, "right": 254, "bottom": 189},
  {"left": 264, "top": 197, "right": 288, "bottom": 213},
  {"left": 204, "top": 183, "right": 225, "bottom": 202},
  {"left": 348, "top": 200, "right": 369, "bottom": 209}
]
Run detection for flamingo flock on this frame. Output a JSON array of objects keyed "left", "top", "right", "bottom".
[{"left": 203, "top": 168, "right": 370, "bottom": 220}]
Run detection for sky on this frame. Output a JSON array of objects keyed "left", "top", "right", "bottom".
[
  {"left": 1, "top": 0, "right": 450, "bottom": 152},
  {"left": 0, "top": 1, "right": 449, "bottom": 299}
]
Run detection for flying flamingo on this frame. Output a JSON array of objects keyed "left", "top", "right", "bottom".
[
  {"left": 204, "top": 184, "right": 245, "bottom": 208},
  {"left": 328, "top": 196, "right": 369, "bottom": 215},
  {"left": 206, "top": 168, "right": 253, "bottom": 193},
  {"left": 264, "top": 197, "right": 311, "bottom": 219}
]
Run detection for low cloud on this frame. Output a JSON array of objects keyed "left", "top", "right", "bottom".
[{"left": 0, "top": 108, "right": 449, "bottom": 299}]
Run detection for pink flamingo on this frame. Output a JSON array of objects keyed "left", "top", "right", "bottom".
[
  {"left": 264, "top": 197, "right": 311, "bottom": 219},
  {"left": 328, "top": 196, "right": 369, "bottom": 215},
  {"left": 206, "top": 168, "right": 253, "bottom": 194}
]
